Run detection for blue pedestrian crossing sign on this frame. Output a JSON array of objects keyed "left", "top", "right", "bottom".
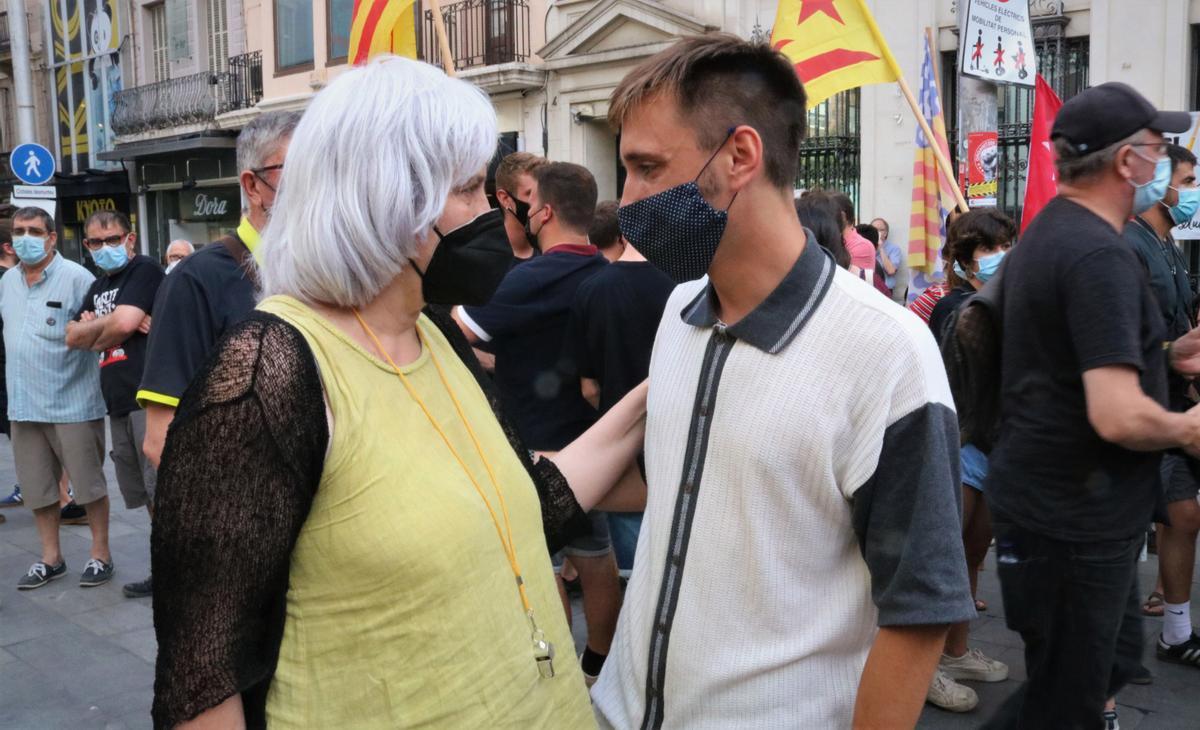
[{"left": 10, "top": 143, "right": 55, "bottom": 186}]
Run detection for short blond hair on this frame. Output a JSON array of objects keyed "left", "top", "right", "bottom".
[{"left": 495, "top": 152, "right": 547, "bottom": 195}]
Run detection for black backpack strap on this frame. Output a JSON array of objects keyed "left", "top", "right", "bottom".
[{"left": 216, "top": 233, "right": 260, "bottom": 290}]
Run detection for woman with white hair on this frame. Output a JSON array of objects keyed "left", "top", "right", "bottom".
[{"left": 149, "top": 57, "right": 644, "bottom": 729}]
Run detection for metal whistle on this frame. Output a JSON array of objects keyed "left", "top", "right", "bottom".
[{"left": 533, "top": 636, "right": 556, "bottom": 679}]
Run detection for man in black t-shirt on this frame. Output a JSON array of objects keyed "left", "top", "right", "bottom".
[
  {"left": 567, "top": 202, "right": 673, "bottom": 572},
  {"left": 455, "top": 162, "right": 619, "bottom": 685},
  {"left": 66, "top": 211, "right": 165, "bottom": 598},
  {"left": 985, "top": 83, "right": 1200, "bottom": 727},
  {"left": 138, "top": 110, "right": 299, "bottom": 470}
]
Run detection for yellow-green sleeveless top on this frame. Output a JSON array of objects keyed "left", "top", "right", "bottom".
[{"left": 259, "top": 296, "right": 594, "bottom": 729}]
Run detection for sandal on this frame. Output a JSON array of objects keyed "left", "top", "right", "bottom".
[{"left": 1143, "top": 591, "right": 1165, "bottom": 617}]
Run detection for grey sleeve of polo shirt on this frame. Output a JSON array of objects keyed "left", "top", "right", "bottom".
[{"left": 850, "top": 401, "right": 977, "bottom": 627}]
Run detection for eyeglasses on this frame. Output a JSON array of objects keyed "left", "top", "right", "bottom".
[
  {"left": 82, "top": 234, "right": 129, "bottom": 250},
  {"left": 252, "top": 164, "right": 283, "bottom": 176},
  {"left": 1130, "top": 142, "right": 1169, "bottom": 157}
]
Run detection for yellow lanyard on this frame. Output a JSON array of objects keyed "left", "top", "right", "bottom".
[{"left": 352, "top": 309, "right": 557, "bottom": 677}]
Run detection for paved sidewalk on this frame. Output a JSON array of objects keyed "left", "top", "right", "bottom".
[
  {"left": 0, "top": 449, "right": 154, "bottom": 729},
  {"left": 1, "top": 441, "right": 1197, "bottom": 728},
  {"left": 917, "top": 546, "right": 1200, "bottom": 729}
]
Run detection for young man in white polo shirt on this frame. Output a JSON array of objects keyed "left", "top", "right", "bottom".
[{"left": 589, "top": 34, "right": 975, "bottom": 728}]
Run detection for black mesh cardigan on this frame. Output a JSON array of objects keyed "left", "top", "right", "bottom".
[{"left": 149, "top": 304, "right": 590, "bottom": 729}]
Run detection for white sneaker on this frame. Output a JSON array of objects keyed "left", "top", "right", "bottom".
[
  {"left": 940, "top": 647, "right": 1010, "bottom": 682},
  {"left": 926, "top": 669, "right": 978, "bottom": 712}
]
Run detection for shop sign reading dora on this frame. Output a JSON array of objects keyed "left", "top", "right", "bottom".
[{"left": 180, "top": 188, "right": 240, "bottom": 222}]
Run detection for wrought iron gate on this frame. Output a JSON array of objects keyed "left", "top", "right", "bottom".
[{"left": 796, "top": 89, "right": 861, "bottom": 212}]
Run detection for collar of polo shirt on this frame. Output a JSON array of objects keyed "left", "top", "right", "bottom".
[
  {"left": 237, "top": 217, "right": 261, "bottom": 264},
  {"left": 680, "top": 230, "right": 836, "bottom": 354}
]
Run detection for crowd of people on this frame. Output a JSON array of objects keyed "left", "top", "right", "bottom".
[{"left": 1, "top": 32, "right": 1198, "bottom": 730}]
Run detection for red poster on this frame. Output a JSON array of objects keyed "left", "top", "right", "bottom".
[{"left": 967, "top": 131, "right": 999, "bottom": 207}]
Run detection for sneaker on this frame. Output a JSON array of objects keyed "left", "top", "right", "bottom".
[
  {"left": 1104, "top": 709, "right": 1120, "bottom": 730},
  {"left": 17, "top": 560, "right": 66, "bottom": 590},
  {"left": 926, "top": 669, "right": 978, "bottom": 712},
  {"left": 122, "top": 576, "right": 152, "bottom": 598},
  {"left": 0, "top": 484, "right": 21, "bottom": 507},
  {"left": 939, "top": 647, "right": 1010, "bottom": 682},
  {"left": 60, "top": 501, "right": 87, "bottom": 525},
  {"left": 79, "top": 558, "right": 114, "bottom": 587},
  {"left": 1127, "top": 663, "right": 1153, "bottom": 685},
  {"left": 1157, "top": 632, "right": 1200, "bottom": 669}
]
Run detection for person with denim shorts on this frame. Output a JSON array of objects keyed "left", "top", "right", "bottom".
[
  {"left": 455, "top": 163, "right": 621, "bottom": 686},
  {"left": 926, "top": 209, "right": 1016, "bottom": 711},
  {"left": 1, "top": 207, "right": 112, "bottom": 590},
  {"left": 566, "top": 201, "right": 674, "bottom": 573}
]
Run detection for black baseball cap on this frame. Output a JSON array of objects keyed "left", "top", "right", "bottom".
[{"left": 1051, "top": 82, "right": 1191, "bottom": 154}]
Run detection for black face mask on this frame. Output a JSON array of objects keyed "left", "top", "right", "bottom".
[
  {"left": 523, "top": 206, "right": 544, "bottom": 252},
  {"left": 412, "top": 208, "right": 512, "bottom": 306},
  {"left": 501, "top": 192, "right": 531, "bottom": 226}
]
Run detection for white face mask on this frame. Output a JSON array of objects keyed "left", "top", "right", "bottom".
[{"left": 165, "top": 261, "right": 177, "bottom": 274}]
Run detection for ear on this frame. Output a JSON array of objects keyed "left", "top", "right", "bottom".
[
  {"left": 727, "top": 125, "right": 765, "bottom": 192},
  {"left": 1113, "top": 143, "right": 1136, "bottom": 182},
  {"left": 496, "top": 189, "right": 514, "bottom": 209},
  {"left": 240, "top": 170, "right": 265, "bottom": 209}
]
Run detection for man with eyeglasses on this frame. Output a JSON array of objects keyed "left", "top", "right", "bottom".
[
  {"left": 984, "top": 83, "right": 1200, "bottom": 727},
  {"left": 0, "top": 206, "right": 112, "bottom": 590},
  {"left": 66, "top": 210, "right": 164, "bottom": 598},
  {"left": 137, "top": 111, "right": 299, "bottom": 475},
  {"left": 163, "top": 239, "right": 194, "bottom": 273}
]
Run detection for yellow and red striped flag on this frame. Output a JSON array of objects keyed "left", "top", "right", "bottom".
[
  {"left": 907, "top": 32, "right": 956, "bottom": 278},
  {"left": 348, "top": 0, "right": 418, "bottom": 65},
  {"left": 770, "top": 0, "right": 902, "bottom": 108}
]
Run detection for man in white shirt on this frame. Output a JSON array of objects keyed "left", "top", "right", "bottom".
[{"left": 590, "top": 34, "right": 975, "bottom": 728}]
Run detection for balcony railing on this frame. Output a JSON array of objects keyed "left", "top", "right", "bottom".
[
  {"left": 421, "top": 0, "right": 530, "bottom": 71},
  {"left": 226, "top": 51, "right": 264, "bottom": 112},
  {"left": 111, "top": 51, "right": 263, "bottom": 136}
]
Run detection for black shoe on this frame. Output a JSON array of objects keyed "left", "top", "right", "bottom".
[
  {"left": 1157, "top": 632, "right": 1200, "bottom": 668},
  {"left": 17, "top": 560, "right": 66, "bottom": 589},
  {"left": 79, "top": 558, "right": 114, "bottom": 587},
  {"left": 1127, "top": 663, "right": 1153, "bottom": 685},
  {"left": 123, "top": 576, "right": 152, "bottom": 598},
  {"left": 60, "top": 501, "right": 88, "bottom": 525}
]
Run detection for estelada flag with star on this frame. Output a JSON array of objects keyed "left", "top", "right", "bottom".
[
  {"left": 771, "top": 0, "right": 902, "bottom": 107},
  {"left": 348, "top": 0, "right": 418, "bottom": 64}
]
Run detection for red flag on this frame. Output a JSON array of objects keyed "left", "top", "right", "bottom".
[{"left": 1021, "top": 74, "right": 1064, "bottom": 233}]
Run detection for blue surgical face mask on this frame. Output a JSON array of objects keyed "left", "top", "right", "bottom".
[
  {"left": 12, "top": 235, "right": 48, "bottom": 266},
  {"left": 617, "top": 129, "right": 737, "bottom": 283},
  {"left": 1130, "top": 153, "right": 1172, "bottom": 215},
  {"left": 1166, "top": 185, "right": 1200, "bottom": 226},
  {"left": 90, "top": 241, "right": 130, "bottom": 272},
  {"left": 953, "top": 249, "right": 1008, "bottom": 284},
  {"left": 975, "top": 250, "right": 1007, "bottom": 283}
]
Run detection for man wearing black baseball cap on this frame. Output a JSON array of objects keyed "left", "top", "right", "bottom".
[{"left": 984, "top": 82, "right": 1200, "bottom": 728}]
